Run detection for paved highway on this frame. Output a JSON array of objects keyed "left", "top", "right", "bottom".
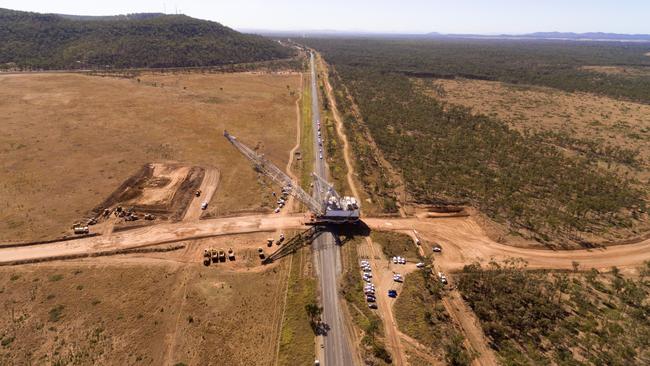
[{"left": 309, "top": 52, "right": 355, "bottom": 366}]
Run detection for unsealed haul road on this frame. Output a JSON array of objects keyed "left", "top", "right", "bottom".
[
  {"left": 3, "top": 214, "right": 650, "bottom": 270},
  {"left": 308, "top": 52, "right": 355, "bottom": 366},
  {"left": 0, "top": 214, "right": 306, "bottom": 264}
]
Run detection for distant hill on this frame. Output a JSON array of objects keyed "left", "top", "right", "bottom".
[{"left": 0, "top": 8, "right": 292, "bottom": 70}]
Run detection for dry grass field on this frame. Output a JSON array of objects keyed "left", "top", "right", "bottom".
[
  {"left": 0, "top": 71, "right": 300, "bottom": 242},
  {"left": 423, "top": 78, "right": 650, "bottom": 182},
  {"left": 0, "top": 232, "right": 291, "bottom": 366}
]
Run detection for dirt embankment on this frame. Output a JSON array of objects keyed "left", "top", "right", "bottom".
[{"left": 92, "top": 163, "right": 205, "bottom": 230}]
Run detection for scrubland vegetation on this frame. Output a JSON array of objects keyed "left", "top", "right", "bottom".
[
  {"left": 307, "top": 38, "right": 650, "bottom": 246},
  {"left": 457, "top": 259, "right": 650, "bottom": 365},
  {"left": 394, "top": 271, "right": 472, "bottom": 365},
  {"left": 0, "top": 8, "right": 292, "bottom": 70},
  {"left": 307, "top": 38, "right": 650, "bottom": 103}
]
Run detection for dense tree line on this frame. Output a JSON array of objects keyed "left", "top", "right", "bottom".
[
  {"left": 305, "top": 37, "right": 650, "bottom": 103},
  {"left": 0, "top": 8, "right": 292, "bottom": 70},
  {"left": 306, "top": 39, "right": 648, "bottom": 245}
]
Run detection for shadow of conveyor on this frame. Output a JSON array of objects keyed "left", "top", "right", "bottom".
[{"left": 262, "top": 220, "right": 371, "bottom": 264}]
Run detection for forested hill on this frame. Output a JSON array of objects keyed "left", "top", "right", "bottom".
[{"left": 0, "top": 8, "right": 293, "bottom": 70}]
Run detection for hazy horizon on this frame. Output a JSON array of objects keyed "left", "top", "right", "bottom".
[{"left": 1, "top": 0, "right": 649, "bottom": 35}]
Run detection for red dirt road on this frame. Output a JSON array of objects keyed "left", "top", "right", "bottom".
[{"left": 2, "top": 215, "right": 649, "bottom": 272}]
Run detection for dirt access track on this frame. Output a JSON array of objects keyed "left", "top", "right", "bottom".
[{"left": 2, "top": 215, "right": 650, "bottom": 271}]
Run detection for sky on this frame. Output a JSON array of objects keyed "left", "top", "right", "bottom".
[{"left": 1, "top": 0, "right": 649, "bottom": 34}]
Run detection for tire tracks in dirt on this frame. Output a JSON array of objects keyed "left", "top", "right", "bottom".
[
  {"left": 162, "top": 266, "right": 191, "bottom": 365},
  {"left": 183, "top": 168, "right": 220, "bottom": 221}
]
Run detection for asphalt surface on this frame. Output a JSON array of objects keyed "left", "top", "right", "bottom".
[{"left": 309, "top": 52, "right": 355, "bottom": 366}]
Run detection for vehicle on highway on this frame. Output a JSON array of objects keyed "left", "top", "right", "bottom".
[
  {"left": 201, "top": 201, "right": 208, "bottom": 210},
  {"left": 319, "top": 154, "right": 323, "bottom": 159}
]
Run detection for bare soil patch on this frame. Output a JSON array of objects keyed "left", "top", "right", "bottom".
[
  {"left": 91, "top": 163, "right": 204, "bottom": 229},
  {"left": 0, "top": 242, "right": 289, "bottom": 365},
  {"left": 0, "top": 72, "right": 300, "bottom": 242},
  {"left": 582, "top": 65, "right": 650, "bottom": 77}
]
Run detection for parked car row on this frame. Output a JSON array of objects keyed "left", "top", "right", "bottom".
[{"left": 360, "top": 260, "right": 378, "bottom": 308}]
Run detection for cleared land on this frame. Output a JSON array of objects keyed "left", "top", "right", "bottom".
[
  {"left": 0, "top": 71, "right": 300, "bottom": 242},
  {"left": 0, "top": 232, "right": 290, "bottom": 366},
  {"left": 425, "top": 78, "right": 650, "bottom": 181}
]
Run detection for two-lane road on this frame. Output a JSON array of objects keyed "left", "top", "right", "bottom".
[{"left": 309, "top": 52, "right": 355, "bottom": 366}]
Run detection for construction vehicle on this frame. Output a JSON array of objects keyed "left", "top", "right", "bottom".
[
  {"left": 124, "top": 214, "right": 139, "bottom": 222},
  {"left": 218, "top": 249, "right": 226, "bottom": 262},
  {"left": 144, "top": 213, "right": 155, "bottom": 220},
  {"left": 87, "top": 218, "right": 97, "bottom": 225},
  {"left": 211, "top": 249, "right": 219, "bottom": 263},
  {"left": 73, "top": 224, "right": 89, "bottom": 235},
  {"left": 228, "top": 248, "right": 235, "bottom": 261},
  {"left": 267, "top": 238, "right": 274, "bottom": 247},
  {"left": 224, "top": 130, "right": 360, "bottom": 224}
]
